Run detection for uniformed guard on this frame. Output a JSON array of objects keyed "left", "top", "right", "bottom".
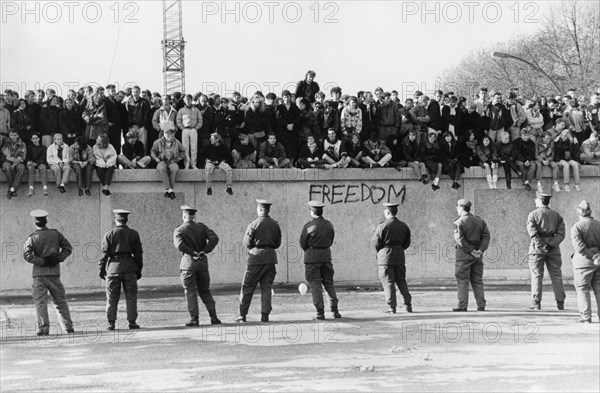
[
  {"left": 23, "top": 210, "right": 75, "bottom": 336},
  {"left": 99, "top": 209, "right": 143, "bottom": 330},
  {"left": 452, "top": 199, "right": 491, "bottom": 312},
  {"left": 570, "top": 200, "right": 600, "bottom": 323},
  {"left": 235, "top": 199, "right": 282, "bottom": 323},
  {"left": 299, "top": 201, "right": 341, "bottom": 320},
  {"left": 372, "top": 202, "right": 413, "bottom": 313},
  {"left": 526, "top": 193, "right": 566, "bottom": 310},
  {"left": 174, "top": 205, "right": 221, "bottom": 326}
]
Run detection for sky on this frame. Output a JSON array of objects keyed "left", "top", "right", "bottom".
[{"left": 1, "top": 0, "right": 556, "bottom": 100}]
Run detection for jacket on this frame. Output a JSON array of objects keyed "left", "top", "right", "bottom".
[
  {"left": 46, "top": 143, "right": 70, "bottom": 165},
  {"left": 512, "top": 137, "right": 536, "bottom": 162},
  {"left": 176, "top": 105, "right": 203, "bottom": 130},
  {"left": 40, "top": 105, "right": 60, "bottom": 136},
  {"left": 243, "top": 215, "right": 282, "bottom": 265},
  {"left": 295, "top": 80, "right": 320, "bottom": 102},
  {"left": 93, "top": 144, "right": 117, "bottom": 168},
  {"left": 174, "top": 221, "right": 219, "bottom": 271},
  {"left": 151, "top": 137, "right": 186, "bottom": 164},
  {"left": 372, "top": 217, "right": 411, "bottom": 266},
  {"left": 553, "top": 137, "right": 580, "bottom": 162},
  {"left": 453, "top": 212, "right": 490, "bottom": 262},
  {"left": 259, "top": 141, "right": 287, "bottom": 160},
  {"left": 127, "top": 98, "right": 150, "bottom": 128},
  {"left": 535, "top": 139, "right": 555, "bottom": 162},
  {"left": 1, "top": 136, "right": 26, "bottom": 163},
  {"left": 100, "top": 225, "right": 143, "bottom": 274},
  {"left": 27, "top": 144, "right": 47, "bottom": 165},
  {"left": 570, "top": 217, "right": 600, "bottom": 268},
  {"left": 299, "top": 217, "right": 334, "bottom": 263},
  {"left": 121, "top": 140, "right": 146, "bottom": 161},
  {"left": 340, "top": 107, "right": 362, "bottom": 135},
  {"left": 526, "top": 206, "right": 565, "bottom": 255},
  {"left": 23, "top": 227, "right": 72, "bottom": 277}
]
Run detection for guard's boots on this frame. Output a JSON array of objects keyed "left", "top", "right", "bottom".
[
  {"left": 557, "top": 301, "right": 565, "bottom": 310},
  {"left": 332, "top": 308, "right": 342, "bottom": 319},
  {"left": 107, "top": 321, "right": 116, "bottom": 331},
  {"left": 384, "top": 306, "right": 396, "bottom": 314},
  {"left": 186, "top": 316, "right": 200, "bottom": 327},
  {"left": 315, "top": 309, "right": 325, "bottom": 320},
  {"left": 128, "top": 321, "right": 140, "bottom": 329},
  {"left": 405, "top": 304, "right": 413, "bottom": 313},
  {"left": 529, "top": 301, "right": 541, "bottom": 311},
  {"left": 261, "top": 313, "right": 269, "bottom": 322},
  {"left": 209, "top": 309, "right": 222, "bottom": 325}
]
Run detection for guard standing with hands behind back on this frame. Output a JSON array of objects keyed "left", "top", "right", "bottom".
[
  {"left": 23, "top": 210, "right": 75, "bottom": 336},
  {"left": 299, "top": 201, "right": 341, "bottom": 320},
  {"left": 526, "top": 193, "right": 566, "bottom": 310},
  {"left": 173, "top": 205, "right": 221, "bottom": 326},
  {"left": 100, "top": 209, "right": 143, "bottom": 330},
  {"left": 452, "top": 199, "right": 490, "bottom": 312}
]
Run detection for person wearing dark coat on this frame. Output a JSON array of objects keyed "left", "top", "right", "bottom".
[
  {"left": 59, "top": 99, "right": 84, "bottom": 146},
  {"left": 440, "top": 131, "right": 464, "bottom": 189},
  {"left": 99, "top": 209, "right": 144, "bottom": 331},
  {"left": 174, "top": 205, "right": 221, "bottom": 326},
  {"left": 235, "top": 200, "right": 282, "bottom": 323},
  {"left": 512, "top": 127, "right": 538, "bottom": 190},
  {"left": 372, "top": 203, "right": 413, "bottom": 314},
  {"left": 295, "top": 70, "right": 320, "bottom": 103},
  {"left": 276, "top": 91, "right": 301, "bottom": 161},
  {"left": 299, "top": 201, "right": 341, "bottom": 320},
  {"left": 453, "top": 199, "right": 491, "bottom": 312}
]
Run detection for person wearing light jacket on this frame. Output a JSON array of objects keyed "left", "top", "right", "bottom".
[
  {"left": 93, "top": 133, "right": 117, "bottom": 196},
  {"left": 46, "top": 133, "right": 71, "bottom": 193}
]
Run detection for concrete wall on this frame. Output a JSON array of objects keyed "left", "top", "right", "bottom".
[{"left": 1, "top": 166, "right": 599, "bottom": 292}]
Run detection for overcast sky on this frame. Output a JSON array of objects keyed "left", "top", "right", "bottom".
[{"left": 1, "top": 0, "right": 554, "bottom": 100}]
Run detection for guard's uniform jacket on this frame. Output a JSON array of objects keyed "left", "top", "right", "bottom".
[
  {"left": 299, "top": 217, "right": 334, "bottom": 263},
  {"left": 24, "top": 227, "right": 73, "bottom": 277},
  {"left": 372, "top": 217, "right": 411, "bottom": 265},
  {"left": 453, "top": 213, "right": 490, "bottom": 260},
  {"left": 243, "top": 215, "right": 282, "bottom": 265},
  {"left": 174, "top": 222, "right": 219, "bottom": 270},
  {"left": 527, "top": 206, "right": 565, "bottom": 255},
  {"left": 299, "top": 216, "right": 338, "bottom": 312},
  {"left": 23, "top": 226, "right": 73, "bottom": 333},
  {"left": 571, "top": 216, "right": 600, "bottom": 267},
  {"left": 570, "top": 215, "right": 600, "bottom": 320},
  {"left": 100, "top": 225, "right": 143, "bottom": 274},
  {"left": 526, "top": 205, "right": 566, "bottom": 304}
]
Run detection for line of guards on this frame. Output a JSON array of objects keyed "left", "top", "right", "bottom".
[{"left": 23, "top": 194, "right": 600, "bottom": 336}]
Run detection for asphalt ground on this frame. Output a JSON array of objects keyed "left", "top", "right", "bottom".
[{"left": 1, "top": 285, "right": 599, "bottom": 392}]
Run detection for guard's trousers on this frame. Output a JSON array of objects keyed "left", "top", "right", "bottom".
[
  {"left": 239, "top": 264, "right": 276, "bottom": 316},
  {"left": 305, "top": 262, "right": 339, "bottom": 311}
]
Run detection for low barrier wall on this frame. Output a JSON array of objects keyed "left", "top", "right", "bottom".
[{"left": 1, "top": 166, "right": 599, "bottom": 292}]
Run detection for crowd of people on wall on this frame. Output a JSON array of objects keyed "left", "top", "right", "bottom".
[{"left": 1, "top": 70, "right": 599, "bottom": 200}]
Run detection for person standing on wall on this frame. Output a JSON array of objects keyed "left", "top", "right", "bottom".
[
  {"left": 299, "top": 201, "right": 341, "bottom": 320},
  {"left": 452, "top": 199, "right": 491, "bottom": 312}
]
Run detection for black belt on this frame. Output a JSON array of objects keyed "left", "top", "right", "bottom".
[
  {"left": 309, "top": 247, "right": 329, "bottom": 250},
  {"left": 255, "top": 245, "right": 274, "bottom": 249}
]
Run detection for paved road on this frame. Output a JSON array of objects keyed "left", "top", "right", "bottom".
[{"left": 1, "top": 286, "right": 599, "bottom": 392}]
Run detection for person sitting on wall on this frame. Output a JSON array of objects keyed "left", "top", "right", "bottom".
[
  {"left": 258, "top": 133, "right": 291, "bottom": 169},
  {"left": 151, "top": 128, "right": 186, "bottom": 200},
  {"left": 199, "top": 132, "right": 233, "bottom": 196},
  {"left": 322, "top": 128, "right": 349, "bottom": 169},
  {"left": 118, "top": 128, "right": 151, "bottom": 169},
  {"left": 362, "top": 131, "right": 392, "bottom": 168},
  {"left": 298, "top": 134, "right": 327, "bottom": 169},
  {"left": 231, "top": 133, "right": 256, "bottom": 169},
  {"left": 92, "top": 133, "right": 117, "bottom": 196}
]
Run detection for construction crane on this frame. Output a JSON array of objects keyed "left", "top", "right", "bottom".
[{"left": 162, "top": 0, "right": 186, "bottom": 95}]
